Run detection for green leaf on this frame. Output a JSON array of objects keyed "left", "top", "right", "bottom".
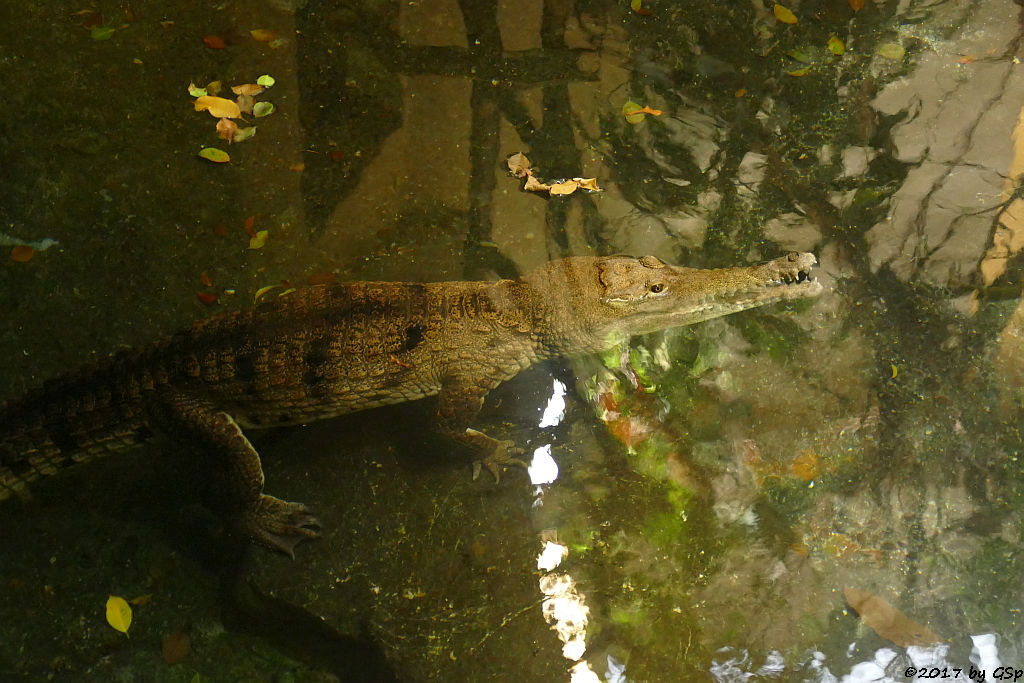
[
  {"left": 198, "top": 147, "right": 230, "bottom": 163},
  {"left": 106, "top": 595, "right": 132, "bottom": 635},
  {"left": 253, "top": 101, "right": 275, "bottom": 118},
  {"left": 233, "top": 126, "right": 257, "bottom": 143},
  {"left": 622, "top": 100, "right": 645, "bottom": 124},
  {"left": 256, "top": 74, "right": 275, "bottom": 87},
  {"left": 786, "top": 48, "right": 812, "bottom": 63},
  {"left": 187, "top": 82, "right": 207, "bottom": 98},
  {"left": 877, "top": 43, "right": 905, "bottom": 60},
  {"left": 828, "top": 36, "right": 845, "bottom": 55},
  {"left": 786, "top": 66, "right": 811, "bottom": 77},
  {"left": 91, "top": 26, "right": 116, "bottom": 40}
]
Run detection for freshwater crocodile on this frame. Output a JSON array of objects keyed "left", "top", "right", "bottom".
[{"left": 0, "top": 252, "right": 822, "bottom": 554}]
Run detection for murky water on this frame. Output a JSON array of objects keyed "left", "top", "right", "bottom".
[{"left": 1, "top": 0, "right": 1023, "bottom": 681}]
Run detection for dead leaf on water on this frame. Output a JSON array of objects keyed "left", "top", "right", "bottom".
[
  {"left": 231, "top": 83, "right": 264, "bottom": 96},
  {"left": 549, "top": 180, "right": 580, "bottom": 196},
  {"left": 250, "top": 29, "right": 275, "bottom": 42},
  {"left": 507, "top": 152, "right": 531, "bottom": 177},
  {"left": 236, "top": 93, "right": 255, "bottom": 115},
  {"left": 523, "top": 174, "right": 551, "bottom": 192},
  {"left": 194, "top": 95, "right": 241, "bottom": 119},
  {"left": 877, "top": 43, "right": 906, "bottom": 60},
  {"left": 844, "top": 587, "right": 943, "bottom": 647},
  {"left": 10, "top": 245, "right": 34, "bottom": 262},
  {"left": 216, "top": 118, "right": 238, "bottom": 143}
]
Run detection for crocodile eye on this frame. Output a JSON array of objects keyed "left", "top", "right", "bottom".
[{"left": 650, "top": 283, "right": 665, "bottom": 293}]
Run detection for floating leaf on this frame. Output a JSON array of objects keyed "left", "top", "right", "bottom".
[
  {"left": 233, "top": 126, "right": 256, "bottom": 143},
  {"left": 877, "top": 43, "right": 905, "bottom": 60},
  {"left": 828, "top": 36, "right": 845, "bottom": 55},
  {"left": 250, "top": 29, "right": 275, "bottom": 42},
  {"left": 105, "top": 595, "right": 132, "bottom": 635},
  {"left": 577, "top": 178, "right": 603, "bottom": 192},
  {"left": 231, "top": 83, "right": 264, "bottom": 96},
  {"left": 10, "top": 245, "right": 34, "bottom": 263},
  {"left": 786, "top": 66, "right": 811, "bottom": 77},
  {"left": 91, "top": 26, "right": 116, "bottom": 40},
  {"left": 216, "top": 118, "right": 238, "bottom": 143},
  {"left": 249, "top": 230, "right": 269, "bottom": 249},
  {"left": 523, "top": 174, "right": 551, "bottom": 192},
  {"left": 256, "top": 74, "right": 275, "bottom": 88},
  {"left": 848, "top": 0, "right": 865, "bottom": 11},
  {"left": 199, "top": 271, "right": 213, "bottom": 287},
  {"left": 162, "top": 630, "right": 191, "bottom": 665},
  {"left": 773, "top": 4, "right": 798, "bottom": 24},
  {"left": 507, "top": 152, "right": 531, "bottom": 177},
  {"left": 253, "top": 101, "right": 275, "bottom": 117},
  {"left": 194, "top": 96, "right": 241, "bottom": 119},
  {"left": 622, "top": 100, "right": 646, "bottom": 124},
  {"left": 236, "top": 93, "right": 254, "bottom": 114},
  {"left": 187, "top": 82, "right": 207, "bottom": 97},
  {"left": 197, "top": 147, "right": 230, "bottom": 163},
  {"left": 243, "top": 215, "right": 256, "bottom": 237},
  {"left": 196, "top": 291, "right": 217, "bottom": 305},
  {"left": 206, "top": 80, "right": 223, "bottom": 96},
  {"left": 202, "top": 35, "right": 226, "bottom": 49},
  {"left": 129, "top": 594, "right": 153, "bottom": 606},
  {"left": 549, "top": 180, "right": 579, "bottom": 196},
  {"left": 844, "top": 588, "right": 943, "bottom": 647}
]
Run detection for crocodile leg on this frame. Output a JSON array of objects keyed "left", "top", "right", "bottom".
[
  {"left": 436, "top": 376, "right": 527, "bottom": 482},
  {"left": 154, "top": 393, "right": 320, "bottom": 556}
]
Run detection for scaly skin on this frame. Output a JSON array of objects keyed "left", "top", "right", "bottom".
[{"left": 0, "top": 252, "right": 822, "bottom": 554}]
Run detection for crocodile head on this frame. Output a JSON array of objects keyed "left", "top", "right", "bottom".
[{"left": 526, "top": 252, "right": 823, "bottom": 353}]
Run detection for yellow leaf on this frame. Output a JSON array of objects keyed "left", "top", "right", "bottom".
[
  {"left": 786, "top": 66, "right": 811, "bottom": 77},
  {"left": 106, "top": 595, "right": 132, "bottom": 635},
  {"left": 198, "top": 147, "right": 230, "bottom": 163},
  {"left": 193, "top": 95, "right": 241, "bottom": 119},
  {"left": 249, "top": 230, "right": 269, "bottom": 249},
  {"left": 773, "top": 4, "right": 798, "bottom": 24},
  {"left": 250, "top": 28, "right": 276, "bottom": 42},
  {"left": 576, "top": 178, "right": 603, "bottom": 192},
  {"left": 549, "top": 180, "right": 579, "bottom": 196},
  {"left": 828, "top": 36, "right": 845, "bottom": 55},
  {"left": 523, "top": 174, "right": 551, "bottom": 192}
]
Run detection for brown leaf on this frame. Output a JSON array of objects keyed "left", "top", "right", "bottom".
[
  {"left": 216, "top": 117, "right": 238, "bottom": 143},
  {"left": 507, "top": 152, "right": 532, "bottom": 178},
  {"left": 243, "top": 215, "right": 256, "bottom": 237},
  {"left": 202, "top": 35, "right": 226, "bottom": 49},
  {"left": 199, "top": 271, "right": 213, "bottom": 287},
  {"left": 523, "top": 174, "right": 551, "bottom": 193},
  {"left": 231, "top": 83, "right": 264, "bottom": 96},
  {"left": 162, "top": 629, "right": 191, "bottom": 665},
  {"left": 9, "top": 245, "right": 34, "bottom": 263},
  {"left": 235, "top": 93, "right": 255, "bottom": 115},
  {"left": 848, "top": 0, "right": 865, "bottom": 11},
  {"left": 196, "top": 291, "right": 218, "bottom": 305},
  {"left": 844, "top": 588, "right": 943, "bottom": 647}
]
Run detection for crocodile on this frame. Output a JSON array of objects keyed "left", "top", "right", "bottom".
[{"left": 0, "top": 252, "right": 822, "bottom": 555}]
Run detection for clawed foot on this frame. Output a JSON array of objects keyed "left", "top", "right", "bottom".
[
  {"left": 472, "top": 439, "right": 528, "bottom": 483},
  {"left": 241, "top": 494, "right": 321, "bottom": 557}
]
